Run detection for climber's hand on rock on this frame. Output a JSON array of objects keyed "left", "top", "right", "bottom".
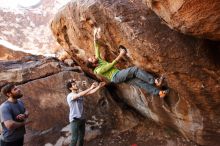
[
  {"left": 94, "top": 27, "right": 101, "bottom": 39},
  {"left": 119, "top": 48, "right": 126, "bottom": 56}
]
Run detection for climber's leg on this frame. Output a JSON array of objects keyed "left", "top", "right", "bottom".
[
  {"left": 128, "top": 78, "right": 169, "bottom": 98},
  {"left": 128, "top": 78, "right": 160, "bottom": 95},
  {"left": 112, "top": 66, "right": 155, "bottom": 84}
]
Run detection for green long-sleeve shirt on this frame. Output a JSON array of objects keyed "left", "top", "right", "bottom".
[{"left": 94, "top": 41, "right": 119, "bottom": 81}]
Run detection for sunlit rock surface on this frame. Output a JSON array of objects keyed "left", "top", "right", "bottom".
[
  {"left": 50, "top": 0, "right": 220, "bottom": 145},
  {"left": 143, "top": 0, "right": 220, "bottom": 40},
  {"left": 0, "top": 45, "right": 30, "bottom": 60},
  {"left": 0, "top": 0, "right": 71, "bottom": 55}
]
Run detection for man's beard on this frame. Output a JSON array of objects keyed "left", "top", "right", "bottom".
[
  {"left": 93, "top": 61, "right": 99, "bottom": 68},
  {"left": 94, "top": 59, "right": 99, "bottom": 64},
  {"left": 13, "top": 93, "right": 23, "bottom": 99}
]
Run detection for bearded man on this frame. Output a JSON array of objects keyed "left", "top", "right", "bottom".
[{"left": 0, "top": 83, "right": 30, "bottom": 146}]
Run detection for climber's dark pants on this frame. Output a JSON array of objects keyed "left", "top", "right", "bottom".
[
  {"left": 0, "top": 137, "right": 23, "bottom": 146},
  {"left": 70, "top": 119, "right": 85, "bottom": 146},
  {"left": 112, "top": 66, "right": 159, "bottom": 95}
]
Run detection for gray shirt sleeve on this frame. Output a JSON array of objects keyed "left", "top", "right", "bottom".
[
  {"left": 67, "top": 93, "right": 76, "bottom": 104},
  {"left": 0, "top": 105, "right": 13, "bottom": 122}
]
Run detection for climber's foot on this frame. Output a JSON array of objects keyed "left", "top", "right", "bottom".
[{"left": 159, "top": 89, "right": 169, "bottom": 99}]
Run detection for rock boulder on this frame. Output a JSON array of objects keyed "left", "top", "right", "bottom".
[
  {"left": 0, "top": 45, "right": 30, "bottom": 61},
  {"left": 50, "top": 0, "right": 220, "bottom": 145},
  {"left": 143, "top": 0, "right": 220, "bottom": 40}
]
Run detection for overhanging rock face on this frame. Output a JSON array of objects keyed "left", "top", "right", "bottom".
[
  {"left": 50, "top": 0, "right": 220, "bottom": 145},
  {"left": 143, "top": 0, "right": 220, "bottom": 40}
]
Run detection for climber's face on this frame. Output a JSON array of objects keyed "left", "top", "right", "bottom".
[
  {"left": 88, "top": 56, "right": 98, "bottom": 63},
  {"left": 88, "top": 56, "right": 99, "bottom": 67}
]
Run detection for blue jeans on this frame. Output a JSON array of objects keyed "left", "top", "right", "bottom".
[
  {"left": 112, "top": 66, "right": 159, "bottom": 95},
  {"left": 70, "top": 119, "right": 86, "bottom": 146}
]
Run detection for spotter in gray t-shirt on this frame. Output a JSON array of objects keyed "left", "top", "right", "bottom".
[
  {"left": 0, "top": 100, "right": 26, "bottom": 142},
  {"left": 67, "top": 92, "right": 84, "bottom": 122}
]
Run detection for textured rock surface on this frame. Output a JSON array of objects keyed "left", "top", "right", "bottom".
[
  {"left": 0, "top": 57, "right": 65, "bottom": 86},
  {"left": 47, "top": 119, "right": 196, "bottom": 146},
  {"left": 143, "top": 0, "right": 220, "bottom": 40},
  {"left": 51, "top": 0, "right": 220, "bottom": 145},
  {"left": 0, "top": 45, "right": 30, "bottom": 60}
]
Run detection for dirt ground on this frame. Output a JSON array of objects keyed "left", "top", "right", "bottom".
[{"left": 85, "top": 119, "right": 198, "bottom": 146}]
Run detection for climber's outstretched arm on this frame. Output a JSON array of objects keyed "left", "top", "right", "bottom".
[
  {"left": 93, "top": 27, "right": 101, "bottom": 59},
  {"left": 113, "top": 48, "right": 126, "bottom": 63}
]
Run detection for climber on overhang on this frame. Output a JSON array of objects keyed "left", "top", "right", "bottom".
[{"left": 86, "top": 27, "right": 169, "bottom": 98}]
